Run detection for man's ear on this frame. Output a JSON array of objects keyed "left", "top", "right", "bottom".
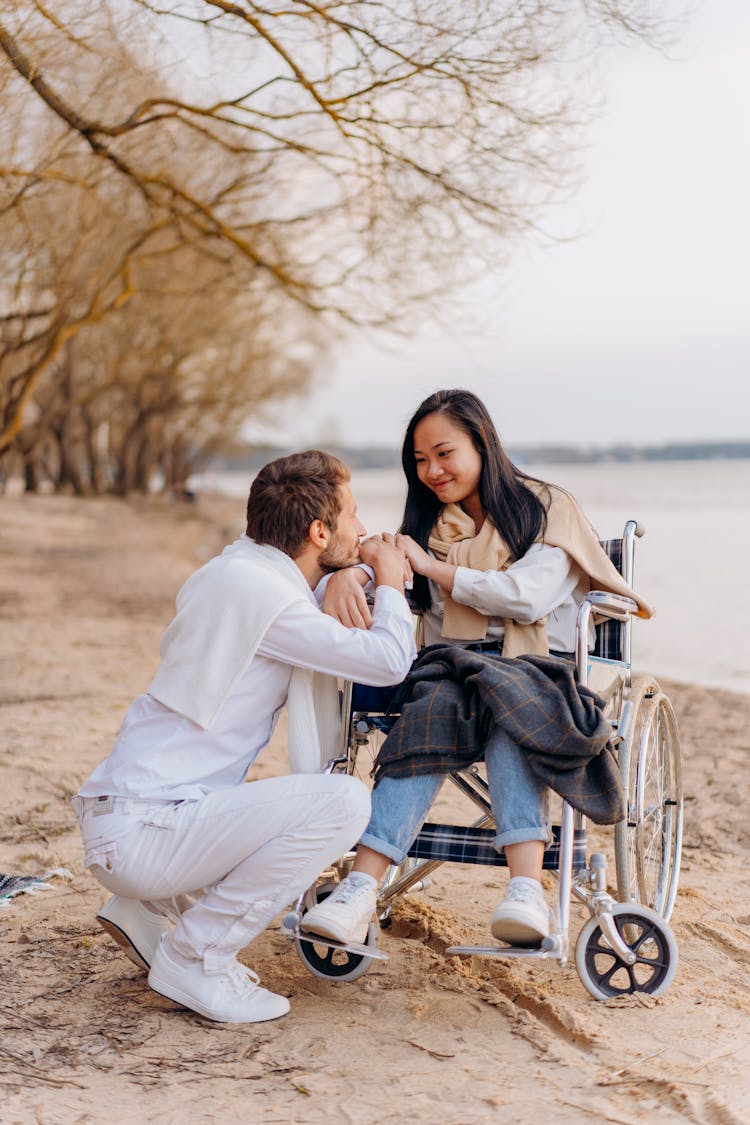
[{"left": 308, "top": 518, "right": 330, "bottom": 550}]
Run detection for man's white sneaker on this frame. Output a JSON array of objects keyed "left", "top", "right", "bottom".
[
  {"left": 300, "top": 877, "right": 377, "bottom": 945},
  {"left": 490, "top": 877, "right": 551, "bottom": 947},
  {"left": 147, "top": 939, "right": 290, "bottom": 1024},
  {"left": 96, "top": 895, "right": 171, "bottom": 970}
]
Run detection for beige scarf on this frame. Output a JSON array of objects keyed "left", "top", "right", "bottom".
[{"left": 428, "top": 484, "right": 652, "bottom": 657}]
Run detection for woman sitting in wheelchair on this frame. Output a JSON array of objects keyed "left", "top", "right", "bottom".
[{"left": 301, "top": 388, "right": 650, "bottom": 950}]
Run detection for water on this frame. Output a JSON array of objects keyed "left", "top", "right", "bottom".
[{"left": 192, "top": 460, "right": 750, "bottom": 695}]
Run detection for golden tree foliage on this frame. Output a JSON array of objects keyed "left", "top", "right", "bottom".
[{"left": 0, "top": 0, "right": 685, "bottom": 487}]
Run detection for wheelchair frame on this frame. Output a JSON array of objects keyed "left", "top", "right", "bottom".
[{"left": 286, "top": 520, "right": 683, "bottom": 1000}]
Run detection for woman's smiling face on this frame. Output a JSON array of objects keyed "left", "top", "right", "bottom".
[{"left": 413, "top": 411, "right": 483, "bottom": 511}]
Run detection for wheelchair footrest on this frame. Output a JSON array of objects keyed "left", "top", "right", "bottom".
[
  {"left": 407, "top": 823, "right": 586, "bottom": 870},
  {"left": 446, "top": 944, "right": 562, "bottom": 961},
  {"left": 293, "top": 930, "right": 389, "bottom": 962}
]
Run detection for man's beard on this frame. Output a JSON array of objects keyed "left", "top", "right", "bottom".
[{"left": 319, "top": 534, "right": 360, "bottom": 575}]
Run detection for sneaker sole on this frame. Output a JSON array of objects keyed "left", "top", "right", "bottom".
[
  {"left": 96, "top": 915, "right": 151, "bottom": 971},
  {"left": 490, "top": 916, "right": 548, "bottom": 947}
]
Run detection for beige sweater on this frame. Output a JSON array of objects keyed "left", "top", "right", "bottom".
[{"left": 429, "top": 483, "right": 652, "bottom": 657}]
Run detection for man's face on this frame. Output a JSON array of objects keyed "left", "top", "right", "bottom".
[{"left": 318, "top": 483, "right": 366, "bottom": 573}]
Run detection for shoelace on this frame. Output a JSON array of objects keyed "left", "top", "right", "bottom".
[
  {"left": 225, "top": 961, "right": 260, "bottom": 997},
  {"left": 329, "top": 879, "right": 372, "bottom": 905},
  {"left": 504, "top": 883, "right": 542, "bottom": 905}
]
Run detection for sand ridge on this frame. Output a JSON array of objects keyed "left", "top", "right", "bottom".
[{"left": 1, "top": 494, "right": 749, "bottom": 1123}]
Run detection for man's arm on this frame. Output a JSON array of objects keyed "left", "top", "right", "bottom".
[
  {"left": 317, "top": 566, "right": 372, "bottom": 628},
  {"left": 319, "top": 538, "right": 412, "bottom": 629},
  {"left": 261, "top": 536, "right": 415, "bottom": 683},
  {"left": 258, "top": 586, "right": 416, "bottom": 685}
]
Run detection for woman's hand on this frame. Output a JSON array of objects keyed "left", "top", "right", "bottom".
[
  {"left": 384, "top": 533, "right": 431, "bottom": 576},
  {"left": 383, "top": 533, "right": 457, "bottom": 594}
]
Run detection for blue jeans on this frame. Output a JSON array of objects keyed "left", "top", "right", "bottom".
[{"left": 359, "top": 724, "right": 552, "bottom": 865}]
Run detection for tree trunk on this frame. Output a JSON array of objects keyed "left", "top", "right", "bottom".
[
  {"left": 23, "top": 456, "right": 40, "bottom": 493},
  {"left": 133, "top": 431, "right": 153, "bottom": 494},
  {"left": 114, "top": 415, "right": 146, "bottom": 496},
  {"left": 80, "top": 404, "right": 104, "bottom": 494},
  {"left": 51, "top": 414, "right": 86, "bottom": 495}
]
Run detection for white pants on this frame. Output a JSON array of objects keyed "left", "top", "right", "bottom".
[{"left": 74, "top": 774, "right": 370, "bottom": 969}]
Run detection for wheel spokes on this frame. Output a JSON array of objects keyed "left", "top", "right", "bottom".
[
  {"left": 632, "top": 696, "right": 681, "bottom": 914},
  {"left": 586, "top": 914, "right": 671, "bottom": 995}
]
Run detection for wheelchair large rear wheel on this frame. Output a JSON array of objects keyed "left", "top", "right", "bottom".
[
  {"left": 295, "top": 884, "right": 378, "bottom": 982},
  {"left": 575, "top": 903, "right": 678, "bottom": 1000},
  {"left": 614, "top": 679, "right": 683, "bottom": 920}
]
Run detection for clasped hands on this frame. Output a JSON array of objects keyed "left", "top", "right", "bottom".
[{"left": 324, "top": 532, "right": 430, "bottom": 630}]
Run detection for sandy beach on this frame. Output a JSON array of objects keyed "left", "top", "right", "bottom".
[{"left": 1, "top": 493, "right": 749, "bottom": 1124}]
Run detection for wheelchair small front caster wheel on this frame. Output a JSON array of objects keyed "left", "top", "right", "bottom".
[
  {"left": 295, "top": 884, "right": 379, "bottom": 982},
  {"left": 575, "top": 902, "right": 678, "bottom": 1000}
]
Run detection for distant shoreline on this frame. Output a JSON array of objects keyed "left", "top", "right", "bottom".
[{"left": 210, "top": 441, "right": 750, "bottom": 472}]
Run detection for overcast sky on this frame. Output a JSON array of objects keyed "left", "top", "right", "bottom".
[{"left": 251, "top": 0, "right": 750, "bottom": 450}]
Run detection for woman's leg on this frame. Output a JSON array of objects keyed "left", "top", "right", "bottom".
[
  {"left": 303, "top": 724, "right": 553, "bottom": 948},
  {"left": 300, "top": 771, "right": 444, "bottom": 942},
  {"left": 357, "top": 772, "right": 446, "bottom": 868},
  {"left": 483, "top": 724, "right": 553, "bottom": 945}
]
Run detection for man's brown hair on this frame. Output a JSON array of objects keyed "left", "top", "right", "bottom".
[{"left": 246, "top": 450, "right": 350, "bottom": 556}]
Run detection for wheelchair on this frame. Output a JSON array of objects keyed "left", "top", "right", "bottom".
[{"left": 284, "top": 520, "right": 684, "bottom": 1001}]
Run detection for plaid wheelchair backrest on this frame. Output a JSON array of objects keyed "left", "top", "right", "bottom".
[{"left": 593, "top": 537, "right": 625, "bottom": 661}]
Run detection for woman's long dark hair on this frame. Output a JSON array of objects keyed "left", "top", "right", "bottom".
[{"left": 400, "top": 389, "right": 548, "bottom": 611}]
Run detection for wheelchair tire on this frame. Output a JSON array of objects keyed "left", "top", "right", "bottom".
[
  {"left": 614, "top": 679, "right": 683, "bottom": 921},
  {"left": 575, "top": 902, "right": 678, "bottom": 1000},
  {"left": 295, "top": 884, "right": 378, "bottom": 982}
]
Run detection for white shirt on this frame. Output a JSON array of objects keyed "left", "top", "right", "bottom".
[
  {"left": 426, "top": 541, "right": 592, "bottom": 651},
  {"left": 79, "top": 585, "right": 415, "bottom": 802},
  {"left": 347, "top": 542, "right": 591, "bottom": 652}
]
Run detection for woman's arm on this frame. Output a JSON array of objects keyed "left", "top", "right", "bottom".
[{"left": 451, "top": 543, "right": 580, "bottom": 623}]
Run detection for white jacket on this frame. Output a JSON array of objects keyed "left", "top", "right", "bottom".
[{"left": 148, "top": 536, "right": 342, "bottom": 773}]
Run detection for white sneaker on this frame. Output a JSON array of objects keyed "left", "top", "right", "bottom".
[
  {"left": 300, "top": 877, "right": 377, "bottom": 945},
  {"left": 148, "top": 939, "right": 290, "bottom": 1024},
  {"left": 96, "top": 895, "right": 171, "bottom": 970},
  {"left": 490, "top": 878, "right": 551, "bottom": 947}
]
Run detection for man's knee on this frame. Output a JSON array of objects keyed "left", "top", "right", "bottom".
[{"left": 326, "top": 773, "right": 371, "bottom": 829}]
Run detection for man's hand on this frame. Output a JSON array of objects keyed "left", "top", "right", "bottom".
[
  {"left": 323, "top": 538, "right": 413, "bottom": 629},
  {"left": 359, "top": 537, "right": 411, "bottom": 595},
  {"left": 323, "top": 567, "right": 373, "bottom": 629}
]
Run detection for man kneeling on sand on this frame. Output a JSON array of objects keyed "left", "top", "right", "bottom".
[{"left": 73, "top": 451, "right": 415, "bottom": 1025}]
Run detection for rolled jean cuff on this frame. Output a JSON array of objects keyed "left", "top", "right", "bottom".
[
  {"left": 494, "top": 823, "right": 552, "bottom": 850},
  {"left": 357, "top": 830, "right": 408, "bottom": 866}
]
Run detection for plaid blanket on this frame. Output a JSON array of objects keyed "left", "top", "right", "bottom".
[{"left": 373, "top": 644, "right": 625, "bottom": 825}]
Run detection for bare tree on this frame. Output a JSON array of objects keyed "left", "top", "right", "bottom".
[
  {"left": 78, "top": 264, "right": 321, "bottom": 495},
  {"left": 1, "top": 5, "right": 319, "bottom": 463},
  {"left": 0, "top": 0, "right": 686, "bottom": 476}
]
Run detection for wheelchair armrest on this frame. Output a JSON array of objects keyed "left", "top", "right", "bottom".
[{"left": 585, "top": 590, "right": 638, "bottom": 622}]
